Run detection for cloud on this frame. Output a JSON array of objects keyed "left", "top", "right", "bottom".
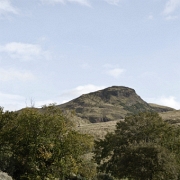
[
  {"left": 107, "top": 68, "right": 125, "bottom": 78},
  {"left": 0, "top": 85, "right": 106, "bottom": 110},
  {"left": 33, "top": 85, "right": 106, "bottom": 108},
  {"left": 40, "top": 0, "right": 91, "bottom": 6},
  {"left": 0, "top": 68, "right": 34, "bottom": 81},
  {"left": 103, "top": 63, "right": 115, "bottom": 68},
  {"left": 0, "top": 91, "right": 25, "bottom": 111},
  {"left": 41, "top": 0, "right": 122, "bottom": 6},
  {"left": 59, "top": 84, "right": 105, "bottom": 102},
  {"left": 163, "top": 0, "right": 180, "bottom": 15},
  {"left": 80, "top": 62, "right": 91, "bottom": 69},
  {"left": 103, "top": 64, "right": 125, "bottom": 78},
  {"left": 68, "top": 0, "right": 91, "bottom": 6},
  {"left": 0, "top": 0, "right": 18, "bottom": 17},
  {"left": 40, "top": 0, "right": 65, "bottom": 4},
  {"left": 0, "top": 42, "right": 50, "bottom": 61},
  {"left": 148, "top": 15, "right": 154, "bottom": 20},
  {"left": 148, "top": 96, "right": 180, "bottom": 110},
  {"left": 105, "top": 0, "right": 121, "bottom": 5},
  {"left": 165, "top": 15, "right": 178, "bottom": 20}
]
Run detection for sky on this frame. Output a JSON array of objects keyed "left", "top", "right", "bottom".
[{"left": 0, "top": 0, "right": 180, "bottom": 111}]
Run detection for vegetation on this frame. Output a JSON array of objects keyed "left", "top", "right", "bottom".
[
  {"left": 1, "top": 99, "right": 180, "bottom": 179},
  {"left": 58, "top": 86, "right": 155, "bottom": 124},
  {"left": 159, "top": 110, "right": 180, "bottom": 124},
  {"left": 94, "top": 112, "right": 180, "bottom": 180},
  {"left": 0, "top": 105, "right": 94, "bottom": 179},
  {"left": 77, "top": 121, "right": 118, "bottom": 139}
]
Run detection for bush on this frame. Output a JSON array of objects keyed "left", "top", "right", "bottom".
[
  {"left": 94, "top": 112, "right": 180, "bottom": 180},
  {"left": 0, "top": 105, "right": 94, "bottom": 179}
]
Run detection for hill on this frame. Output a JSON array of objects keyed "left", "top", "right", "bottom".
[
  {"left": 58, "top": 86, "right": 174, "bottom": 124},
  {"left": 159, "top": 110, "right": 180, "bottom": 124},
  {"left": 149, "top": 103, "right": 175, "bottom": 112},
  {"left": 16, "top": 86, "right": 178, "bottom": 139}
]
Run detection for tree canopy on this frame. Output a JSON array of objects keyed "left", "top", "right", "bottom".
[
  {"left": 0, "top": 105, "right": 94, "bottom": 179},
  {"left": 94, "top": 112, "right": 180, "bottom": 180}
]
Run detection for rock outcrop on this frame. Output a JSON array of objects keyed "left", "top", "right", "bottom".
[{"left": 0, "top": 172, "right": 12, "bottom": 180}]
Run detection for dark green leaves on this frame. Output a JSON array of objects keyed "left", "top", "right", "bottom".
[
  {"left": 0, "top": 106, "right": 93, "bottom": 179},
  {"left": 94, "top": 112, "right": 180, "bottom": 180}
]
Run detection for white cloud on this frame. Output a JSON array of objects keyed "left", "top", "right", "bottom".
[
  {"left": 41, "top": 0, "right": 122, "bottom": 6},
  {"left": 40, "top": 0, "right": 65, "bottom": 4},
  {"left": 80, "top": 62, "right": 91, "bottom": 69},
  {"left": 148, "top": 96, "right": 180, "bottom": 110},
  {"left": 0, "top": 68, "right": 34, "bottom": 81},
  {"left": 165, "top": 15, "right": 178, "bottom": 20},
  {"left": 40, "top": 0, "right": 91, "bottom": 6},
  {"left": 148, "top": 15, "right": 154, "bottom": 20},
  {"left": 0, "top": 42, "right": 50, "bottom": 61},
  {"left": 1, "top": 85, "right": 106, "bottom": 110},
  {"left": 163, "top": 0, "right": 180, "bottom": 15},
  {"left": 107, "top": 68, "right": 125, "bottom": 78},
  {"left": 0, "top": 91, "right": 25, "bottom": 111},
  {"left": 72, "top": 84, "right": 105, "bottom": 95},
  {"left": 0, "top": 0, "right": 18, "bottom": 17},
  {"left": 103, "top": 63, "right": 114, "bottom": 68},
  {"left": 103, "top": 64, "right": 125, "bottom": 78},
  {"left": 68, "top": 0, "right": 91, "bottom": 6},
  {"left": 33, "top": 85, "right": 106, "bottom": 108},
  {"left": 59, "top": 84, "right": 105, "bottom": 102},
  {"left": 105, "top": 0, "right": 121, "bottom": 5}
]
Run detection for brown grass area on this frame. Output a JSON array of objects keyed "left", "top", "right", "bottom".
[
  {"left": 75, "top": 110, "right": 180, "bottom": 139},
  {"left": 159, "top": 110, "right": 180, "bottom": 124},
  {"left": 76, "top": 120, "right": 121, "bottom": 139}
]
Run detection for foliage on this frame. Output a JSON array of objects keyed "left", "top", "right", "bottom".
[
  {"left": 77, "top": 158, "right": 97, "bottom": 179},
  {"left": 94, "top": 112, "right": 180, "bottom": 180},
  {"left": 95, "top": 173, "right": 115, "bottom": 180},
  {"left": 0, "top": 105, "right": 94, "bottom": 179}
]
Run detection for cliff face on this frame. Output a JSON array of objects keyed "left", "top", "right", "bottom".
[{"left": 58, "top": 86, "right": 172, "bottom": 123}]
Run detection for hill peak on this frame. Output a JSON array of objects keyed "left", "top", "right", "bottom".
[
  {"left": 58, "top": 86, "right": 154, "bottom": 123},
  {"left": 87, "top": 86, "right": 136, "bottom": 100}
]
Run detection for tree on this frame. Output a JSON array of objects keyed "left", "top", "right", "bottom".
[
  {"left": 0, "top": 105, "right": 94, "bottom": 179},
  {"left": 94, "top": 112, "right": 180, "bottom": 180}
]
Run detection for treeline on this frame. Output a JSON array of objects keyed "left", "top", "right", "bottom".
[
  {"left": 0, "top": 105, "right": 95, "bottom": 179},
  {"left": 1, "top": 106, "right": 180, "bottom": 179}
]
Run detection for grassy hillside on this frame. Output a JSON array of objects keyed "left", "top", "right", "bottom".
[
  {"left": 58, "top": 86, "right": 156, "bottom": 124},
  {"left": 149, "top": 103, "right": 175, "bottom": 112},
  {"left": 76, "top": 110, "right": 180, "bottom": 139},
  {"left": 20, "top": 86, "right": 178, "bottom": 139},
  {"left": 76, "top": 120, "right": 119, "bottom": 139},
  {"left": 159, "top": 110, "right": 180, "bottom": 124}
]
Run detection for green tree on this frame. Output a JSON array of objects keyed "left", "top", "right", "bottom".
[
  {"left": 0, "top": 105, "right": 94, "bottom": 179},
  {"left": 94, "top": 112, "right": 180, "bottom": 180}
]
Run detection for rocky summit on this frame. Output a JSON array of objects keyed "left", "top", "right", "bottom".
[{"left": 58, "top": 86, "right": 174, "bottom": 124}]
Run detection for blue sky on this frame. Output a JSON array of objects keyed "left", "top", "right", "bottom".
[{"left": 1, "top": 0, "right": 180, "bottom": 110}]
